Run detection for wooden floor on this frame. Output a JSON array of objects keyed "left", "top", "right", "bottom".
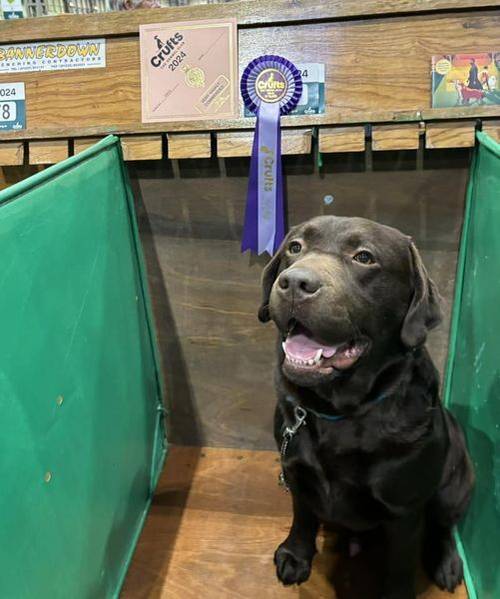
[{"left": 121, "top": 446, "right": 468, "bottom": 599}]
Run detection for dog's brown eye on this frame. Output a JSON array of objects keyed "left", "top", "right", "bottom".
[
  {"left": 288, "top": 241, "right": 302, "bottom": 255},
  {"left": 353, "top": 250, "right": 375, "bottom": 265}
]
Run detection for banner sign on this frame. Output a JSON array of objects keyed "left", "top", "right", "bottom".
[{"left": 0, "top": 39, "right": 106, "bottom": 74}]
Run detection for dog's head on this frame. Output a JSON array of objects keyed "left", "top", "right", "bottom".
[{"left": 259, "top": 216, "right": 442, "bottom": 387}]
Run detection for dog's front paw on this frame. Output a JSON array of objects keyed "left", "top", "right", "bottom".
[
  {"left": 274, "top": 543, "right": 312, "bottom": 586},
  {"left": 424, "top": 533, "right": 464, "bottom": 592},
  {"left": 431, "top": 545, "right": 464, "bottom": 592}
]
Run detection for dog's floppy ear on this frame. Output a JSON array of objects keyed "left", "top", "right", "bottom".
[
  {"left": 257, "top": 234, "right": 292, "bottom": 323},
  {"left": 401, "top": 242, "right": 443, "bottom": 348}
]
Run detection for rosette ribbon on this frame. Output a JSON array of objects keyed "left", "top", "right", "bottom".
[{"left": 240, "top": 55, "right": 302, "bottom": 255}]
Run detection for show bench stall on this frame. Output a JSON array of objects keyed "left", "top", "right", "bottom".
[{"left": 0, "top": 2, "right": 499, "bottom": 598}]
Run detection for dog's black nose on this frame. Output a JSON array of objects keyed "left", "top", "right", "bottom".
[{"left": 278, "top": 268, "right": 321, "bottom": 297}]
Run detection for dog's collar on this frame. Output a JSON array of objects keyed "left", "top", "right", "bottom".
[{"left": 285, "top": 393, "right": 387, "bottom": 422}]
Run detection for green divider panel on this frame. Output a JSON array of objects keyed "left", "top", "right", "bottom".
[
  {"left": 443, "top": 131, "right": 500, "bottom": 599},
  {"left": 0, "top": 136, "right": 166, "bottom": 599}
]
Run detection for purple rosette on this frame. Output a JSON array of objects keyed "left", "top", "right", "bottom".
[{"left": 240, "top": 55, "right": 302, "bottom": 255}]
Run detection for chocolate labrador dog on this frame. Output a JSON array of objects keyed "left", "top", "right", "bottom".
[{"left": 258, "top": 216, "right": 474, "bottom": 599}]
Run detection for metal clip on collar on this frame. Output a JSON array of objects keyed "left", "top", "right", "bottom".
[{"left": 284, "top": 405, "right": 307, "bottom": 438}]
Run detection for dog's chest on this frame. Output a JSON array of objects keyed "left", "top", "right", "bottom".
[{"left": 282, "top": 424, "right": 387, "bottom": 529}]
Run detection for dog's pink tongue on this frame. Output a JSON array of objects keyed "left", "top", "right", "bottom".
[{"left": 284, "top": 333, "right": 338, "bottom": 359}]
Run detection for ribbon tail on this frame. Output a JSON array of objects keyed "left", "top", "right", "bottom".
[
  {"left": 241, "top": 102, "right": 285, "bottom": 256},
  {"left": 257, "top": 101, "right": 280, "bottom": 255}
]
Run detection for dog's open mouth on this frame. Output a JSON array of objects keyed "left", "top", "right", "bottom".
[{"left": 282, "top": 323, "right": 368, "bottom": 373}]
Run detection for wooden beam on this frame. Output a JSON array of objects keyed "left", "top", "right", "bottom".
[
  {"left": 426, "top": 122, "right": 476, "bottom": 149},
  {"left": 482, "top": 120, "right": 500, "bottom": 143},
  {"left": 29, "top": 140, "right": 69, "bottom": 164},
  {"left": 282, "top": 129, "right": 313, "bottom": 155},
  {"left": 217, "top": 129, "right": 312, "bottom": 158},
  {"left": 120, "top": 135, "right": 163, "bottom": 161},
  {"left": 2, "top": 106, "right": 499, "bottom": 143},
  {"left": 319, "top": 127, "right": 365, "bottom": 153},
  {"left": 168, "top": 133, "right": 211, "bottom": 159},
  {"left": 1, "top": 0, "right": 498, "bottom": 42},
  {"left": 372, "top": 124, "right": 420, "bottom": 151},
  {"left": 0, "top": 142, "right": 24, "bottom": 166},
  {"left": 74, "top": 137, "right": 102, "bottom": 154},
  {"left": 217, "top": 132, "right": 253, "bottom": 158}
]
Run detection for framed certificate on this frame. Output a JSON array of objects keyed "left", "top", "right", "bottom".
[{"left": 140, "top": 18, "right": 238, "bottom": 123}]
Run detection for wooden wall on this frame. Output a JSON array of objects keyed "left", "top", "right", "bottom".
[
  {"left": 1, "top": 10, "right": 499, "bottom": 136},
  {"left": 133, "top": 149, "right": 469, "bottom": 449},
  {"left": 0, "top": 0, "right": 500, "bottom": 161}
]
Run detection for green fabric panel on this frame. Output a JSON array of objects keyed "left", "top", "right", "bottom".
[
  {"left": 443, "top": 131, "right": 500, "bottom": 599},
  {"left": 0, "top": 136, "right": 166, "bottom": 599}
]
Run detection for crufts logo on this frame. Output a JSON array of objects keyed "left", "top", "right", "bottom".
[{"left": 150, "top": 33, "right": 184, "bottom": 67}]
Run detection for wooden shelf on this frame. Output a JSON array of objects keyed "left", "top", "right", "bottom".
[{"left": 0, "top": 106, "right": 499, "bottom": 143}]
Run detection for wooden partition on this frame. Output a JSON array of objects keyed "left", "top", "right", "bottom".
[{"left": 0, "top": 0, "right": 499, "bottom": 164}]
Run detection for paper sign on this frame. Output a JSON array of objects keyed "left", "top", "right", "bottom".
[
  {"left": 0, "top": 82, "right": 25, "bottom": 131},
  {"left": 294, "top": 63, "right": 325, "bottom": 115},
  {"left": 432, "top": 52, "right": 500, "bottom": 108},
  {"left": 244, "top": 63, "right": 325, "bottom": 117},
  {"left": 140, "top": 19, "right": 238, "bottom": 123},
  {"left": 1, "top": 0, "right": 23, "bottom": 19},
  {"left": 0, "top": 39, "right": 106, "bottom": 74}
]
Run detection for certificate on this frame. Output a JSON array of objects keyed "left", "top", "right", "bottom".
[{"left": 140, "top": 19, "right": 238, "bottom": 123}]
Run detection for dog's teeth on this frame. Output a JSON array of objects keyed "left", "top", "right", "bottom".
[
  {"left": 313, "top": 349, "right": 322, "bottom": 364},
  {"left": 282, "top": 342, "right": 287, "bottom": 353},
  {"left": 287, "top": 355, "right": 322, "bottom": 367}
]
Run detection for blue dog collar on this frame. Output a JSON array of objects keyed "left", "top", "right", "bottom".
[{"left": 285, "top": 393, "right": 387, "bottom": 422}]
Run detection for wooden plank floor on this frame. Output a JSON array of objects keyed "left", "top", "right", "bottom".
[{"left": 121, "top": 446, "right": 468, "bottom": 599}]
